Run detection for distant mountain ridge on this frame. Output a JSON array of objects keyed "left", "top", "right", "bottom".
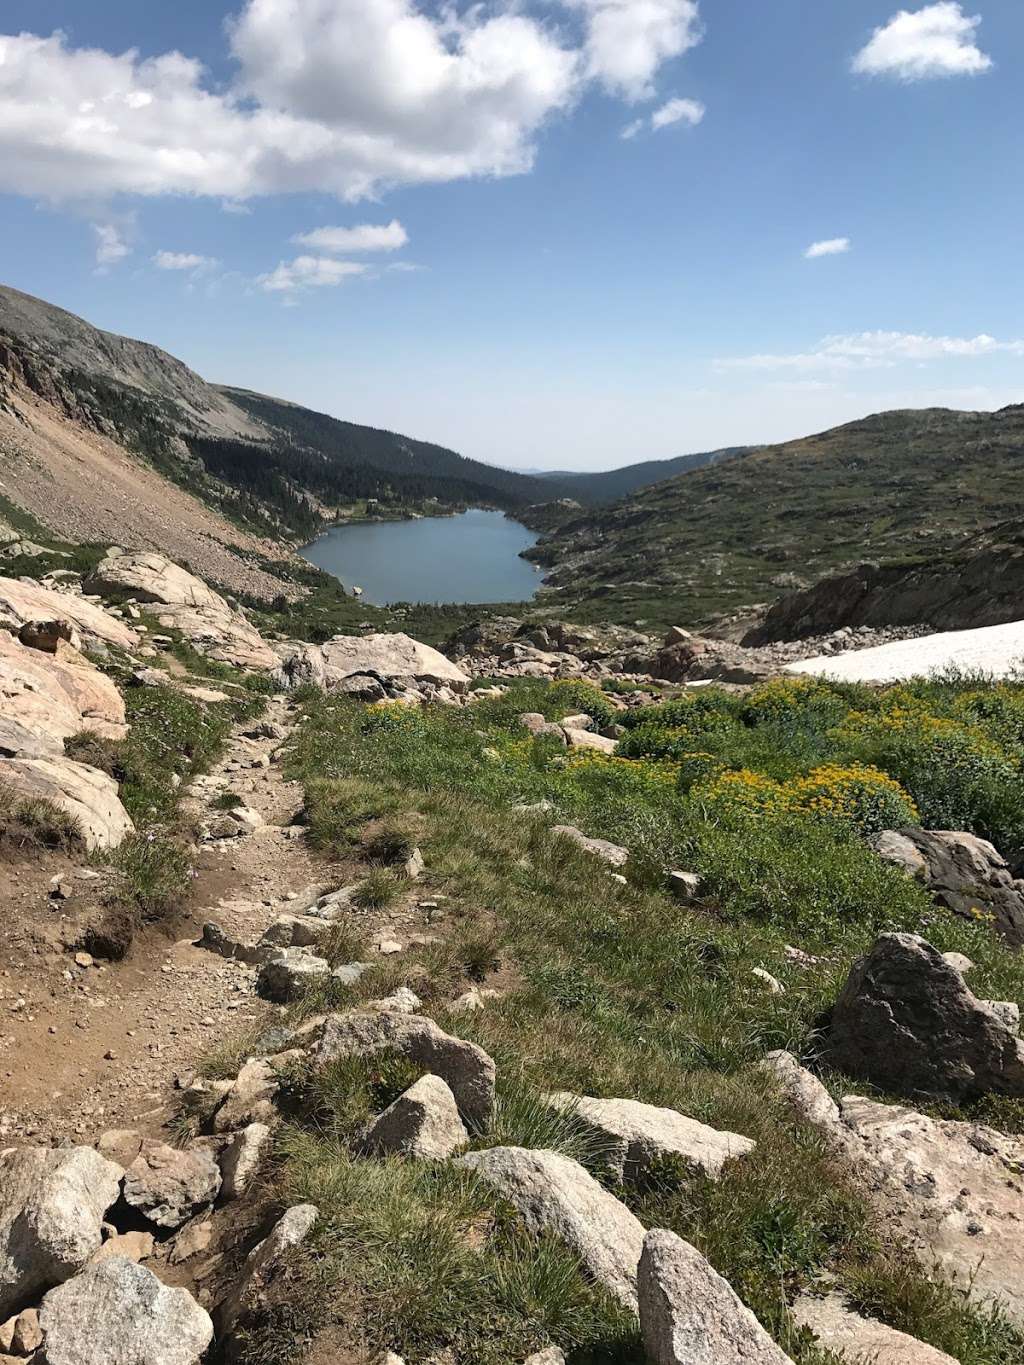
[
  {"left": 538, "top": 446, "right": 749, "bottom": 503},
  {"left": 528, "top": 405, "right": 1024, "bottom": 630}
]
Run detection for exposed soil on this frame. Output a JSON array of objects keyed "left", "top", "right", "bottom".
[{"left": 0, "top": 693, "right": 433, "bottom": 1148}]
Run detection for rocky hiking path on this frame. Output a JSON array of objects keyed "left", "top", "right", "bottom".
[{"left": 2, "top": 692, "right": 359, "bottom": 1146}]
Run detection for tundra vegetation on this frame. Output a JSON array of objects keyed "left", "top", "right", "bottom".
[{"left": 222, "top": 671, "right": 1024, "bottom": 1364}]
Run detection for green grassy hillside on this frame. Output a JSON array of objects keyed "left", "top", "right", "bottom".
[{"left": 528, "top": 405, "right": 1024, "bottom": 630}]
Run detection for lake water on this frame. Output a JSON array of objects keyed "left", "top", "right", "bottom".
[{"left": 299, "top": 508, "right": 543, "bottom": 606}]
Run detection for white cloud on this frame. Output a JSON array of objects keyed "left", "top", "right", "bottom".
[
  {"left": 620, "top": 95, "right": 704, "bottom": 139},
  {"left": 293, "top": 220, "right": 408, "bottom": 253},
  {"left": 257, "top": 255, "right": 368, "bottom": 294},
  {"left": 92, "top": 223, "right": 130, "bottom": 268},
  {"left": 153, "top": 250, "right": 218, "bottom": 272},
  {"left": 718, "top": 330, "right": 1024, "bottom": 372},
  {"left": 568, "top": 0, "right": 702, "bottom": 101},
  {"left": 852, "top": 3, "right": 992, "bottom": 81},
  {"left": 804, "top": 237, "right": 850, "bottom": 259},
  {"left": 0, "top": 3, "right": 705, "bottom": 207},
  {"left": 650, "top": 96, "right": 705, "bottom": 129}
]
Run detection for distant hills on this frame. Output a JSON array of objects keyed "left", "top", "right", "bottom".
[
  {"left": 528, "top": 406, "right": 1024, "bottom": 630},
  {"left": 539, "top": 446, "right": 748, "bottom": 504}
]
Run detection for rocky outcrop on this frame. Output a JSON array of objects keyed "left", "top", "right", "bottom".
[
  {"left": 763, "top": 1052, "right": 1024, "bottom": 1325},
  {"left": 85, "top": 551, "right": 278, "bottom": 671},
  {"left": 0, "top": 574, "right": 138, "bottom": 653},
  {"left": 551, "top": 826, "right": 629, "bottom": 868},
  {"left": 214, "top": 1204, "right": 318, "bottom": 1338},
  {"left": 277, "top": 632, "right": 470, "bottom": 698},
  {"left": 870, "top": 828, "right": 1024, "bottom": 947},
  {"left": 123, "top": 1142, "right": 221, "bottom": 1230},
  {"left": 0, "top": 631, "right": 127, "bottom": 756},
  {"left": 544, "top": 1094, "right": 755, "bottom": 1182},
  {"left": 313, "top": 1011, "right": 496, "bottom": 1131},
  {"left": 1, "top": 756, "right": 134, "bottom": 849},
  {"left": 793, "top": 1293, "right": 958, "bottom": 1364},
  {"left": 38, "top": 1256, "right": 213, "bottom": 1365},
  {"left": 651, "top": 633, "right": 776, "bottom": 686},
  {"left": 456, "top": 1147, "right": 645, "bottom": 1311},
  {"left": 358, "top": 1074, "right": 469, "bottom": 1160},
  {"left": 0, "top": 1146, "right": 123, "bottom": 1318},
  {"left": 826, "top": 933, "right": 1024, "bottom": 1102},
  {"left": 638, "top": 1229, "right": 792, "bottom": 1364}
]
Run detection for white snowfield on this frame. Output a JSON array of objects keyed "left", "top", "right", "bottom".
[{"left": 786, "top": 619, "right": 1024, "bottom": 684}]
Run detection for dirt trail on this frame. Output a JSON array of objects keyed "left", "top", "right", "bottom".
[{"left": 0, "top": 694, "right": 346, "bottom": 1145}]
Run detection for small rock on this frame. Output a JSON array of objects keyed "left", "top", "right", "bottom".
[
  {"left": 751, "top": 967, "right": 784, "bottom": 995},
  {"left": 170, "top": 1219, "right": 214, "bottom": 1265},
  {"left": 213, "top": 1204, "right": 318, "bottom": 1336},
  {"left": 219, "top": 1123, "right": 273, "bottom": 1201},
  {"left": 793, "top": 1292, "right": 957, "bottom": 1364},
  {"left": 358, "top": 1074, "right": 469, "bottom": 1160},
  {"left": 551, "top": 825, "right": 629, "bottom": 868},
  {"left": 667, "top": 871, "right": 701, "bottom": 902},
  {"left": 123, "top": 1141, "right": 222, "bottom": 1229},
  {"left": 91, "top": 1230, "right": 154, "bottom": 1265}
]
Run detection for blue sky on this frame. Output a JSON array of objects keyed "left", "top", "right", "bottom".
[{"left": 1, "top": 1, "right": 1021, "bottom": 470}]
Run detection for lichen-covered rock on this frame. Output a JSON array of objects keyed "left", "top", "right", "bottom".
[
  {"left": 315, "top": 1011, "right": 496, "bottom": 1130},
  {"left": 456, "top": 1147, "right": 645, "bottom": 1310},
  {"left": 123, "top": 1142, "right": 221, "bottom": 1229},
  {"left": 38, "top": 1256, "right": 213, "bottom": 1365},
  {"left": 358, "top": 1074, "right": 469, "bottom": 1160},
  {"left": 826, "top": 933, "right": 1024, "bottom": 1101},
  {"left": 545, "top": 1094, "right": 754, "bottom": 1182},
  {"left": 0, "top": 1146, "right": 123, "bottom": 1318},
  {"left": 793, "top": 1293, "right": 958, "bottom": 1364},
  {"left": 638, "top": 1229, "right": 793, "bottom": 1364}
]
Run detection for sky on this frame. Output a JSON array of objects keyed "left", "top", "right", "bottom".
[{"left": 1, "top": 1, "right": 1022, "bottom": 472}]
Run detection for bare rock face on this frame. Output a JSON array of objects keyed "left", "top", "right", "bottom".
[
  {"left": 551, "top": 825, "right": 629, "bottom": 868},
  {"left": 85, "top": 551, "right": 278, "bottom": 671},
  {"left": 314, "top": 1011, "right": 496, "bottom": 1131},
  {"left": 793, "top": 1293, "right": 958, "bottom": 1364},
  {"left": 358, "top": 1074, "right": 469, "bottom": 1160},
  {"left": 764, "top": 1052, "right": 1024, "bottom": 1327},
  {"left": 456, "top": 1147, "right": 645, "bottom": 1311},
  {"left": 123, "top": 1142, "right": 221, "bottom": 1230},
  {"left": 38, "top": 1256, "right": 213, "bottom": 1365},
  {"left": 638, "top": 1229, "right": 793, "bottom": 1365},
  {"left": 0, "top": 630, "right": 128, "bottom": 755},
  {"left": 219, "top": 1123, "right": 273, "bottom": 1201},
  {"left": 1, "top": 756, "right": 134, "bottom": 850},
  {"left": 870, "top": 827, "right": 1024, "bottom": 947},
  {"left": 0, "top": 1146, "right": 123, "bottom": 1318},
  {"left": 826, "top": 933, "right": 1024, "bottom": 1102},
  {"left": 0, "top": 574, "right": 138, "bottom": 653},
  {"left": 213, "top": 1203, "right": 318, "bottom": 1338},
  {"left": 545, "top": 1094, "right": 755, "bottom": 1182},
  {"left": 279, "top": 632, "right": 470, "bottom": 695}
]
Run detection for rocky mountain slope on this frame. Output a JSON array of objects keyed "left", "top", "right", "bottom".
[{"left": 528, "top": 405, "right": 1024, "bottom": 631}]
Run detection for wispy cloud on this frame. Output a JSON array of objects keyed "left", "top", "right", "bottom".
[
  {"left": 717, "top": 330, "right": 1024, "bottom": 372},
  {"left": 293, "top": 220, "right": 408, "bottom": 253},
  {"left": 92, "top": 223, "right": 130, "bottom": 269},
  {"left": 852, "top": 3, "right": 992, "bottom": 81},
  {"left": 804, "top": 237, "right": 850, "bottom": 259},
  {"left": 153, "top": 250, "right": 219, "bottom": 273},
  {"left": 257, "top": 255, "right": 368, "bottom": 295},
  {"left": 621, "top": 95, "right": 704, "bottom": 139}
]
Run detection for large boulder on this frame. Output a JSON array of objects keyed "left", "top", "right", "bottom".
[
  {"left": 793, "top": 1293, "right": 958, "bottom": 1364},
  {"left": 313, "top": 1011, "right": 496, "bottom": 1130},
  {"left": 651, "top": 635, "right": 774, "bottom": 686},
  {"left": 0, "top": 630, "right": 128, "bottom": 757},
  {"left": 38, "top": 1256, "right": 213, "bottom": 1365},
  {"left": 763, "top": 1052, "right": 1024, "bottom": 1326},
  {"left": 85, "top": 552, "right": 278, "bottom": 671},
  {"left": 358, "top": 1074, "right": 469, "bottom": 1160},
  {"left": 0, "top": 1146, "right": 123, "bottom": 1318},
  {"left": 456, "top": 1147, "right": 645, "bottom": 1311},
  {"left": 870, "top": 828, "right": 1024, "bottom": 947},
  {"left": 281, "top": 632, "right": 470, "bottom": 695},
  {"left": 826, "top": 933, "right": 1024, "bottom": 1102},
  {"left": 1, "top": 756, "right": 134, "bottom": 849},
  {"left": 638, "top": 1228, "right": 793, "bottom": 1364},
  {"left": 544, "top": 1094, "right": 754, "bottom": 1182},
  {"left": 0, "top": 575, "right": 138, "bottom": 653},
  {"left": 123, "top": 1142, "right": 221, "bottom": 1230}
]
